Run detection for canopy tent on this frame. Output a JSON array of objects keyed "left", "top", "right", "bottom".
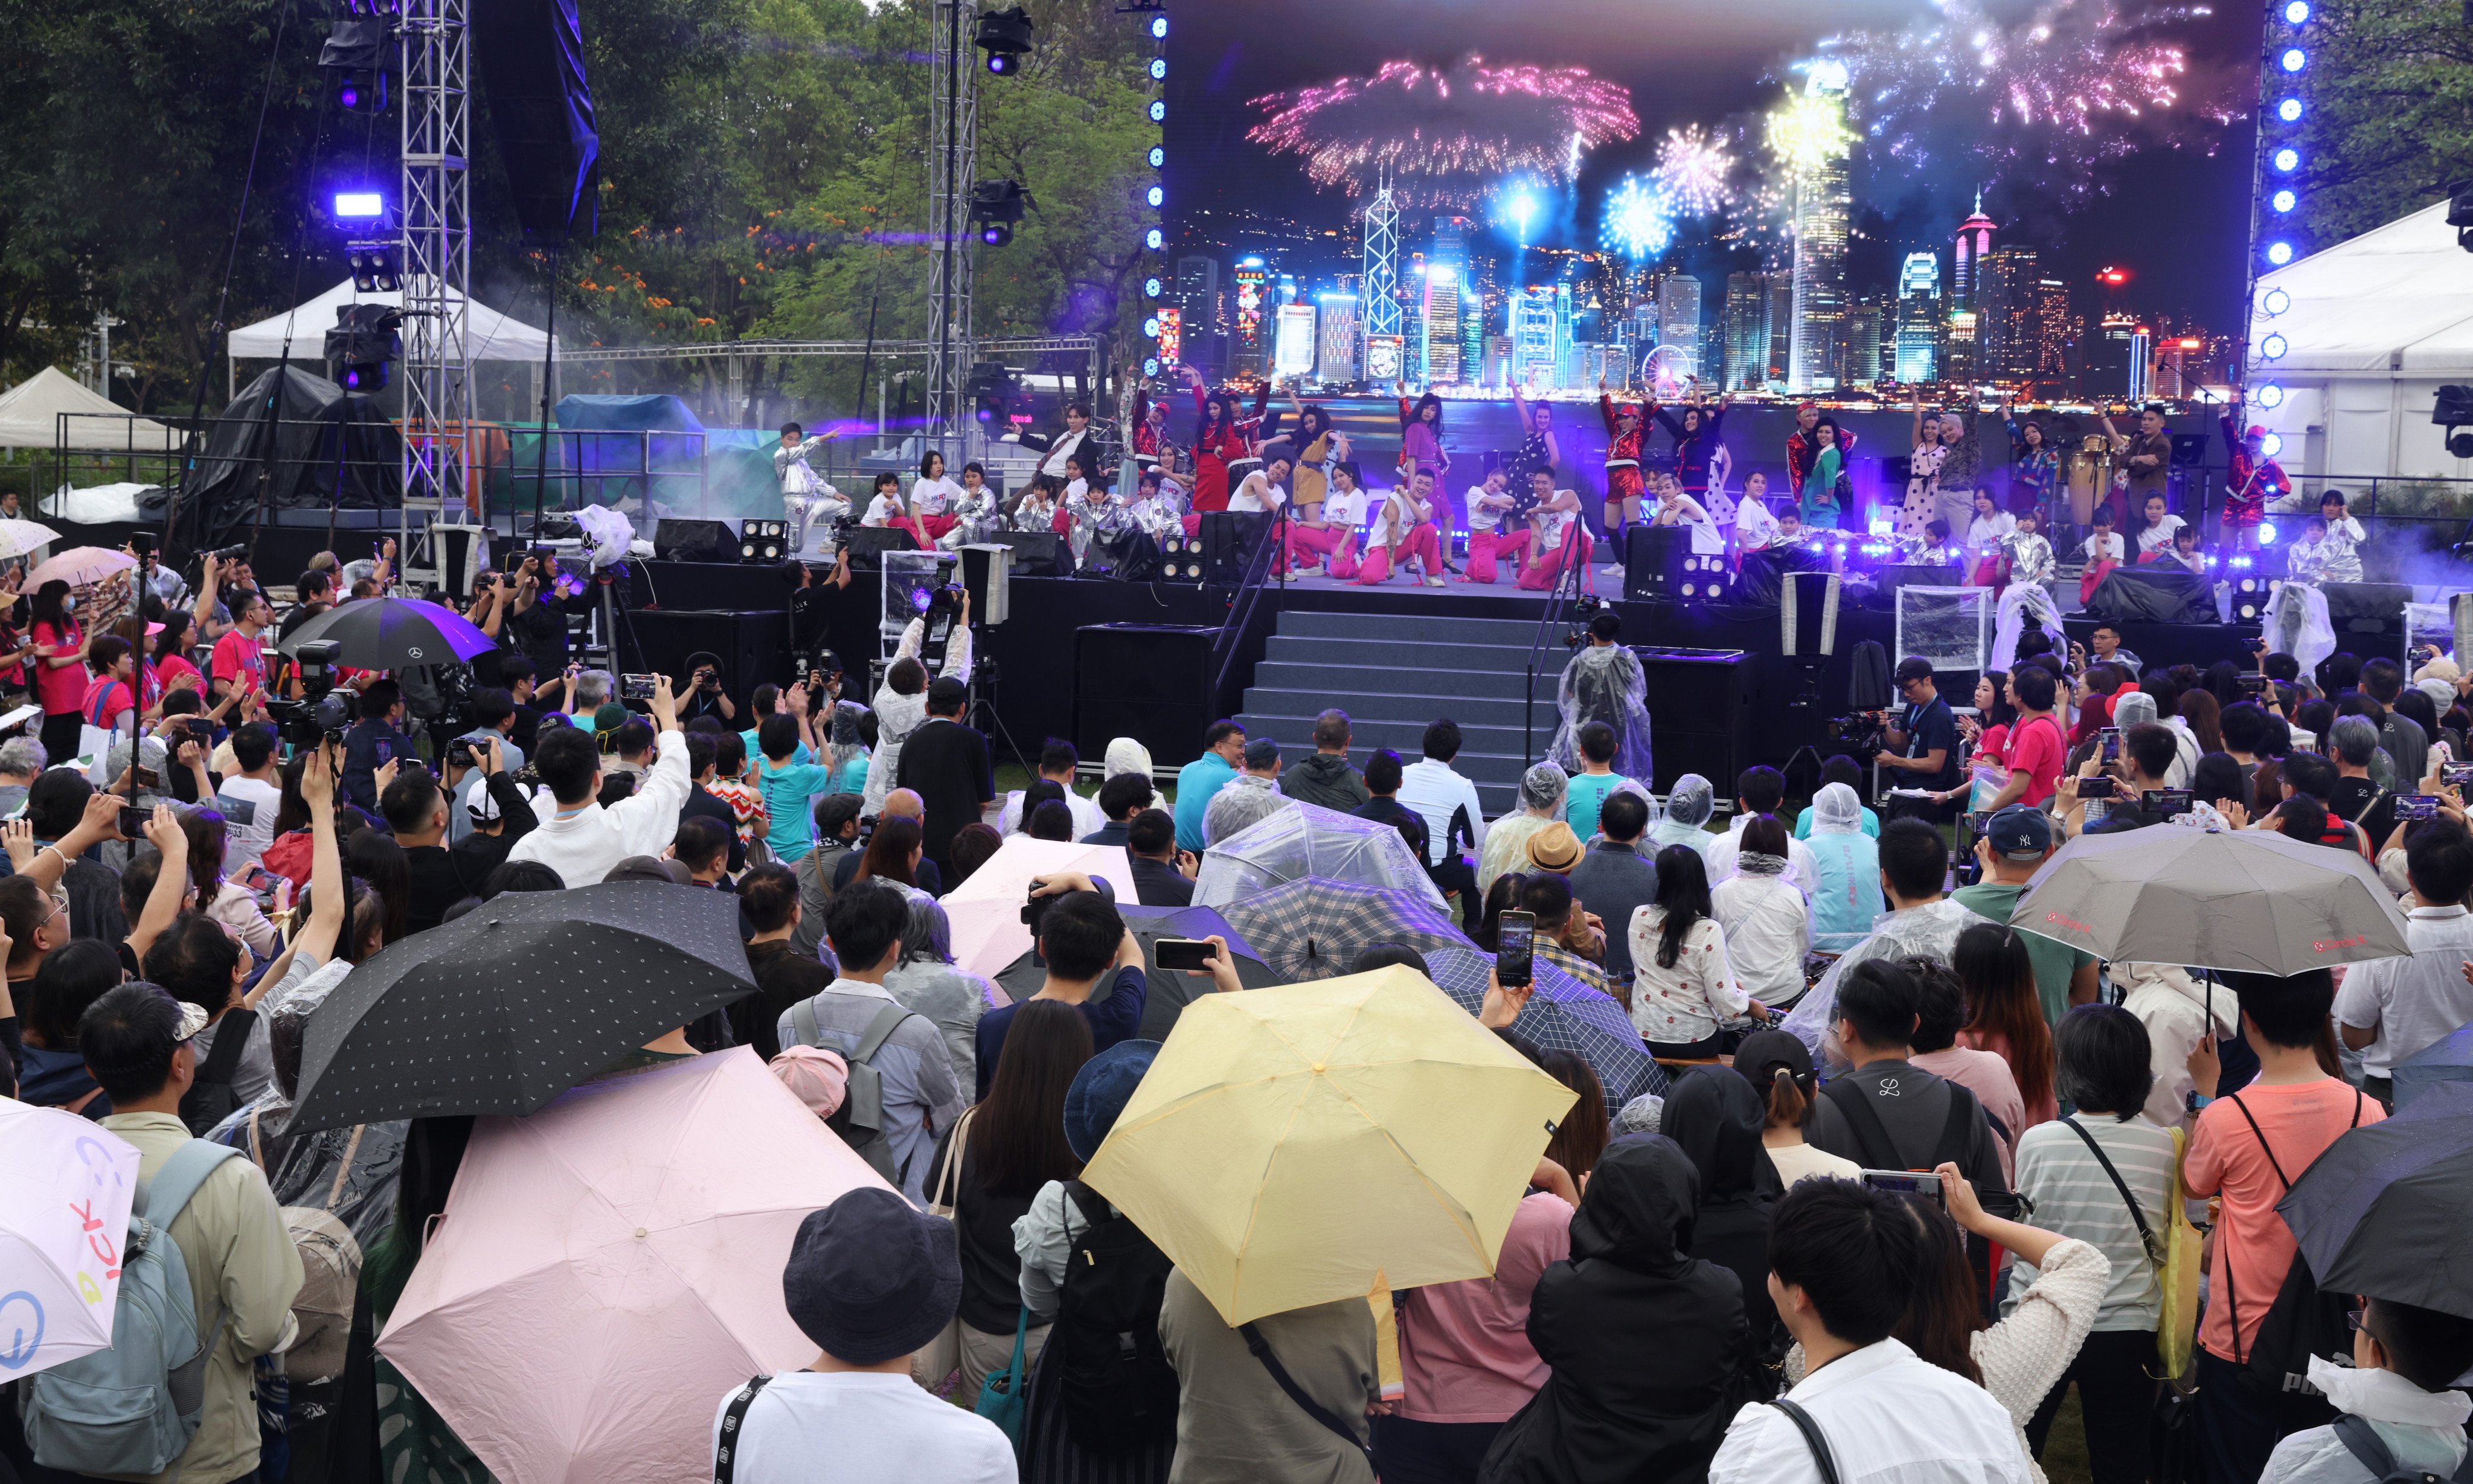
[
  {"left": 0, "top": 366, "right": 179, "bottom": 451},
  {"left": 227, "top": 279, "right": 556, "bottom": 367},
  {"left": 2249, "top": 199, "right": 2473, "bottom": 480}
]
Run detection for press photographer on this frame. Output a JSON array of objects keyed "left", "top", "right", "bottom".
[{"left": 1878, "top": 655, "right": 1959, "bottom": 820}]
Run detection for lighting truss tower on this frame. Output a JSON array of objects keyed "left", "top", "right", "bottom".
[
  {"left": 400, "top": 0, "right": 474, "bottom": 528},
  {"left": 1362, "top": 174, "right": 1400, "bottom": 379},
  {"left": 925, "top": 0, "right": 978, "bottom": 452}
]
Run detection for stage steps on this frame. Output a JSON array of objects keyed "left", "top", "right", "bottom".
[{"left": 1235, "top": 609, "right": 1559, "bottom": 817}]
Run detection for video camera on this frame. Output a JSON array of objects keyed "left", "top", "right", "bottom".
[
  {"left": 913, "top": 583, "right": 966, "bottom": 625},
  {"left": 1825, "top": 709, "right": 1890, "bottom": 764},
  {"left": 261, "top": 639, "right": 362, "bottom": 748}
]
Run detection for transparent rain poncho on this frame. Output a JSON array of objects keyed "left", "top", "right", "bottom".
[{"left": 1550, "top": 644, "right": 1655, "bottom": 784}]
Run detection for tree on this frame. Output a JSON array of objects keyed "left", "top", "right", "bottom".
[{"left": 2290, "top": 0, "right": 2473, "bottom": 246}]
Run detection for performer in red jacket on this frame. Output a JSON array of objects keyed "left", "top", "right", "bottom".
[
  {"left": 1598, "top": 374, "right": 1650, "bottom": 546},
  {"left": 2219, "top": 388, "right": 2288, "bottom": 553},
  {"left": 1181, "top": 366, "right": 1262, "bottom": 519}
]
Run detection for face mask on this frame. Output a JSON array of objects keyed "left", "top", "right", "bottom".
[{"left": 61, "top": 596, "right": 74, "bottom": 613}]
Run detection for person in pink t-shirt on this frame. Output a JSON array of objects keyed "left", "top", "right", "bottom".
[
  {"left": 1388, "top": 1174, "right": 1574, "bottom": 1473},
  {"left": 1905, "top": 956, "right": 2027, "bottom": 1181},
  {"left": 2185, "top": 967, "right": 2387, "bottom": 1484}
]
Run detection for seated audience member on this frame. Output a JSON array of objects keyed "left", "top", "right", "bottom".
[
  {"left": 1480, "top": 764, "right": 1568, "bottom": 897},
  {"left": 1351, "top": 747, "right": 1412, "bottom": 829},
  {"left": 1803, "top": 958, "right": 2009, "bottom": 1197},
  {"left": 1521, "top": 870, "right": 1611, "bottom": 998},
  {"left": 830, "top": 792, "right": 945, "bottom": 897},
  {"left": 1706, "top": 1179, "right": 2035, "bottom": 1484},
  {"left": 1792, "top": 755, "right": 1881, "bottom": 839},
  {"left": 1279, "top": 707, "right": 1370, "bottom": 810},
  {"left": 972, "top": 877, "right": 1151, "bottom": 1101},
  {"left": 1568, "top": 789, "right": 1658, "bottom": 983},
  {"left": 1484, "top": 1134, "right": 1751, "bottom": 1484},
  {"left": 777, "top": 881, "right": 962, "bottom": 1203},
  {"left": 13, "top": 938, "right": 127, "bottom": 1117},
  {"left": 1804, "top": 782, "right": 1885, "bottom": 953},
  {"left": 1630, "top": 843, "right": 1764, "bottom": 1057},
  {"left": 737, "top": 863, "right": 836, "bottom": 1060},
  {"left": 946, "top": 822, "right": 1002, "bottom": 887},
  {"left": 1026, "top": 800, "right": 1076, "bottom": 842},
  {"left": 2261, "top": 1296, "right": 2473, "bottom": 1484},
  {"left": 1562, "top": 721, "right": 1632, "bottom": 843},
  {"left": 1951, "top": 805, "right": 2099, "bottom": 1024},
  {"left": 1158, "top": 1241, "right": 1381, "bottom": 1483},
  {"left": 1173, "top": 720, "right": 1246, "bottom": 852},
  {"left": 1399, "top": 718, "right": 1488, "bottom": 874},
  {"left": 25, "top": 770, "right": 132, "bottom": 942},
  {"left": 1080, "top": 770, "right": 1154, "bottom": 847},
  {"left": 1704, "top": 765, "right": 1820, "bottom": 889},
  {"left": 506, "top": 676, "right": 688, "bottom": 886},
  {"left": 711, "top": 1188, "right": 1014, "bottom": 1484},
  {"left": 997, "top": 738, "right": 1105, "bottom": 839},
  {"left": 1204, "top": 737, "right": 1292, "bottom": 846},
  {"left": 2335, "top": 819, "right": 2473, "bottom": 1106},
  {"left": 1731, "top": 1029, "right": 1858, "bottom": 1187},
  {"left": 1709, "top": 814, "right": 1809, "bottom": 1017},
  {"left": 1124, "top": 807, "right": 1195, "bottom": 907}
]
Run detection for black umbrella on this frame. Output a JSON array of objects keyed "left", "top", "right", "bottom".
[
  {"left": 996, "top": 904, "right": 1281, "bottom": 1041},
  {"left": 288, "top": 883, "right": 757, "bottom": 1133},
  {"left": 2280, "top": 1081, "right": 2473, "bottom": 1319},
  {"left": 275, "top": 595, "right": 499, "bottom": 669}
]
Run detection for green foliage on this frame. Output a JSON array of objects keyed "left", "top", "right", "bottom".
[{"left": 2289, "top": 0, "right": 2473, "bottom": 245}]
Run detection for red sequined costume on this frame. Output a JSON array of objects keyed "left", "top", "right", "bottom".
[{"left": 1600, "top": 394, "right": 1649, "bottom": 508}]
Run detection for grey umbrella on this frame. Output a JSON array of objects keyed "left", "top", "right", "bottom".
[{"left": 2006, "top": 825, "right": 2410, "bottom": 973}]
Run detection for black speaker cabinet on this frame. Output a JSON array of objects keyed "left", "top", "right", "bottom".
[
  {"left": 1636, "top": 646, "right": 1752, "bottom": 794},
  {"left": 1076, "top": 624, "right": 1217, "bottom": 764},
  {"left": 985, "top": 529, "right": 1068, "bottom": 577},
  {"left": 1621, "top": 525, "right": 1693, "bottom": 600},
  {"left": 653, "top": 517, "right": 737, "bottom": 563},
  {"left": 839, "top": 525, "right": 921, "bottom": 572},
  {"left": 624, "top": 609, "right": 792, "bottom": 702},
  {"left": 1200, "top": 511, "right": 1271, "bottom": 585},
  {"left": 2323, "top": 582, "right": 2411, "bottom": 639}
]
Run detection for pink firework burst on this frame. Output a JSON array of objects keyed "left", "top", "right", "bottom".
[{"left": 1248, "top": 54, "right": 1640, "bottom": 206}]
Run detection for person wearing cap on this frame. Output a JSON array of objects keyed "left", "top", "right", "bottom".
[
  {"left": 1732, "top": 1029, "right": 1859, "bottom": 1187},
  {"left": 1481, "top": 762, "right": 1569, "bottom": 897},
  {"left": 1952, "top": 805, "right": 2100, "bottom": 1024},
  {"left": 2219, "top": 386, "right": 2286, "bottom": 552},
  {"left": 1879, "top": 656, "right": 1959, "bottom": 820},
  {"left": 448, "top": 736, "right": 540, "bottom": 893},
  {"left": 83, "top": 981, "right": 306, "bottom": 1484},
  {"left": 713, "top": 1188, "right": 1013, "bottom": 1484},
  {"left": 1204, "top": 736, "right": 1293, "bottom": 846}
]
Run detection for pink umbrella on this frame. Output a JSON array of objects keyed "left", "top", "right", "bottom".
[
  {"left": 375, "top": 1049, "right": 890, "bottom": 1484},
  {"left": 940, "top": 834, "right": 1140, "bottom": 977},
  {"left": 23, "top": 546, "right": 135, "bottom": 590}
]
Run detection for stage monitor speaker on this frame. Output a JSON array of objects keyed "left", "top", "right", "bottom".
[
  {"left": 472, "top": 0, "right": 599, "bottom": 240},
  {"left": 624, "top": 609, "right": 789, "bottom": 703},
  {"left": 1621, "top": 525, "right": 1692, "bottom": 600},
  {"left": 839, "top": 526, "right": 919, "bottom": 572},
  {"left": 632, "top": 558, "right": 795, "bottom": 613},
  {"left": 2323, "top": 581, "right": 2412, "bottom": 639},
  {"left": 1637, "top": 647, "right": 1752, "bottom": 793},
  {"left": 986, "top": 529, "right": 1068, "bottom": 577},
  {"left": 653, "top": 518, "right": 738, "bottom": 563},
  {"left": 958, "top": 543, "right": 1015, "bottom": 625},
  {"left": 2083, "top": 566, "right": 2216, "bottom": 626},
  {"left": 1736, "top": 544, "right": 1828, "bottom": 608},
  {"left": 1201, "top": 511, "right": 1271, "bottom": 585},
  {"left": 1866, "top": 561, "right": 1967, "bottom": 610},
  {"left": 1076, "top": 624, "right": 1217, "bottom": 765},
  {"left": 2170, "top": 433, "right": 2212, "bottom": 466}
]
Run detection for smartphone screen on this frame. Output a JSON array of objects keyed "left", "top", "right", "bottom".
[
  {"left": 2077, "top": 775, "right": 2117, "bottom": 800},
  {"left": 2099, "top": 728, "right": 2122, "bottom": 763},
  {"left": 2144, "top": 788, "right": 2195, "bottom": 818},
  {"left": 1153, "top": 938, "right": 1217, "bottom": 971},
  {"left": 2443, "top": 763, "right": 2473, "bottom": 790},
  {"left": 1861, "top": 1169, "right": 1944, "bottom": 1204},
  {"left": 117, "top": 805, "right": 148, "bottom": 838},
  {"left": 2238, "top": 674, "right": 2268, "bottom": 694},
  {"left": 1495, "top": 910, "right": 1537, "bottom": 989},
  {"left": 2396, "top": 793, "right": 2442, "bottom": 822}
]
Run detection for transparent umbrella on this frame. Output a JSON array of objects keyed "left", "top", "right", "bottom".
[{"left": 1192, "top": 801, "right": 1446, "bottom": 915}]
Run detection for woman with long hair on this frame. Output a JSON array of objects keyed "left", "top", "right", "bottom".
[
  {"left": 1395, "top": 392, "right": 1458, "bottom": 569},
  {"left": 1655, "top": 385, "right": 1729, "bottom": 507},
  {"left": 1709, "top": 815, "right": 1808, "bottom": 1019},
  {"left": 920, "top": 998, "right": 1092, "bottom": 1398},
  {"left": 853, "top": 814, "right": 924, "bottom": 889},
  {"left": 345, "top": 828, "right": 412, "bottom": 948},
  {"left": 1181, "top": 365, "right": 1263, "bottom": 519},
  {"left": 1474, "top": 870, "right": 1529, "bottom": 953},
  {"left": 2131, "top": 490, "right": 2186, "bottom": 561},
  {"left": 2003, "top": 406, "right": 2061, "bottom": 521},
  {"left": 1961, "top": 670, "right": 2019, "bottom": 811},
  {"left": 28, "top": 579, "right": 89, "bottom": 764},
  {"left": 1275, "top": 395, "right": 1354, "bottom": 577},
  {"left": 1954, "top": 923, "right": 2057, "bottom": 1128},
  {"left": 1630, "top": 844, "right": 1763, "bottom": 1058},
  {"left": 1510, "top": 379, "right": 1560, "bottom": 482},
  {"left": 1899, "top": 409, "right": 1951, "bottom": 542},
  {"left": 1536, "top": 1046, "right": 1608, "bottom": 1185},
  {"left": 179, "top": 810, "right": 281, "bottom": 959},
  {"left": 150, "top": 610, "right": 205, "bottom": 699},
  {"left": 2178, "top": 687, "right": 2224, "bottom": 755}
]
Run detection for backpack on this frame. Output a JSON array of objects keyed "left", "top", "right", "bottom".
[
  {"left": 178, "top": 1007, "right": 258, "bottom": 1136},
  {"left": 1051, "top": 1181, "right": 1179, "bottom": 1455},
  {"left": 791, "top": 997, "right": 914, "bottom": 1187},
  {"left": 2224, "top": 1089, "right": 2364, "bottom": 1400},
  {"left": 2330, "top": 1413, "right": 2473, "bottom": 1484},
  {"left": 1820, "top": 1070, "right": 2023, "bottom": 1310},
  {"left": 24, "top": 1139, "right": 242, "bottom": 1476},
  {"left": 249, "top": 1111, "right": 370, "bottom": 1384}
]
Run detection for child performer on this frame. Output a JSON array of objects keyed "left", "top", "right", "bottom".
[{"left": 2079, "top": 505, "right": 2127, "bottom": 604}]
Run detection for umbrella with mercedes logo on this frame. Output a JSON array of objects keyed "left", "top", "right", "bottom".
[
  {"left": 286, "top": 881, "right": 758, "bottom": 1133},
  {"left": 2006, "top": 825, "right": 2410, "bottom": 973},
  {"left": 275, "top": 594, "right": 497, "bottom": 670}
]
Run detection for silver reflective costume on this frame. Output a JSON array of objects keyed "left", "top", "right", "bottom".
[{"left": 1549, "top": 642, "right": 1655, "bottom": 784}]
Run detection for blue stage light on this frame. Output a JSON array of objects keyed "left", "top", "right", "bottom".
[
  {"left": 1144, "top": 228, "right": 1163, "bottom": 251},
  {"left": 1144, "top": 276, "right": 1162, "bottom": 297},
  {"left": 1143, "top": 316, "right": 1160, "bottom": 337},
  {"left": 2273, "top": 147, "right": 2300, "bottom": 173},
  {"left": 1149, "top": 100, "right": 1165, "bottom": 121},
  {"left": 2284, "top": 0, "right": 2309, "bottom": 21},
  {"left": 2267, "top": 241, "right": 2295, "bottom": 265},
  {"left": 1146, "top": 185, "right": 1164, "bottom": 208},
  {"left": 2280, "top": 47, "right": 2306, "bottom": 71},
  {"left": 1148, "top": 146, "right": 1164, "bottom": 168},
  {"left": 1149, "top": 14, "right": 1166, "bottom": 37},
  {"left": 1149, "top": 58, "right": 1166, "bottom": 79},
  {"left": 2260, "top": 432, "right": 2284, "bottom": 457},
  {"left": 2262, "top": 335, "right": 2288, "bottom": 361},
  {"left": 334, "top": 192, "right": 385, "bottom": 219},
  {"left": 2263, "top": 287, "right": 2291, "bottom": 315},
  {"left": 2272, "top": 189, "right": 2297, "bottom": 213},
  {"left": 2278, "top": 97, "right": 2304, "bottom": 123},
  {"left": 1143, "top": 356, "right": 1160, "bottom": 376},
  {"left": 2256, "top": 382, "right": 2285, "bottom": 408}
]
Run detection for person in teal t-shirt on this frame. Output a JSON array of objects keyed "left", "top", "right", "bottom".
[
  {"left": 1563, "top": 720, "right": 1631, "bottom": 843},
  {"left": 752, "top": 705, "right": 834, "bottom": 862},
  {"left": 739, "top": 682, "right": 816, "bottom": 771},
  {"left": 1173, "top": 721, "right": 1246, "bottom": 853}
]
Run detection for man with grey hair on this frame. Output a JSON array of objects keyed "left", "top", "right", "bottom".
[
  {"left": 570, "top": 668, "right": 615, "bottom": 716},
  {"left": 1204, "top": 737, "right": 1292, "bottom": 845},
  {"left": 0, "top": 735, "right": 46, "bottom": 818},
  {"left": 2326, "top": 712, "right": 2397, "bottom": 845},
  {"left": 1280, "top": 708, "right": 1369, "bottom": 811},
  {"left": 1479, "top": 761, "right": 1568, "bottom": 895}
]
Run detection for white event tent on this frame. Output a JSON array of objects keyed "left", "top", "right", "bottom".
[
  {"left": 225, "top": 279, "right": 557, "bottom": 399},
  {"left": 0, "top": 366, "right": 179, "bottom": 451},
  {"left": 2251, "top": 198, "right": 2473, "bottom": 481}
]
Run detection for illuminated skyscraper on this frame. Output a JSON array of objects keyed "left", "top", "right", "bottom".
[
  {"left": 1766, "top": 277, "right": 1793, "bottom": 385},
  {"left": 1722, "top": 273, "right": 1769, "bottom": 390},
  {"left": 1895, "top": 252, "right": 1940, "bottom": 384},
  {"left": 1789, "top": 66, "right": 1853, "bottom": 393},
  {"left": 1658, "top": 275, "right": 1702, "bottom": 382},
  {"left": 1315, "top": 293, "right": 1361, "bottom": 382},
  {"left": 1839, "top": 298, "right": 1885, "bottom": 388},
  {"left": 1513, "top": 287, "right": 1559, "bottom": 387},
  {"left": 1424, "top": 216, "right": 1471, "bottom": 386},
  {"left": 2035, "top": 280, "right": 2071, "bottom": 379},
  {"left": 1978, "top": 246, "right": 2041, "bottom": 383},
  {"left": 1233, "top": 257, "right": 1268, "bottom": 375},
  {"left": 1174, "top": 256, "right": 1221, "bottom": 374},
  {"left": 1953, "top": 193, "right": 1996, "bottom": 313},
  {"left": 1945, "top": 309, "right": 1980, "bottom": 386}
]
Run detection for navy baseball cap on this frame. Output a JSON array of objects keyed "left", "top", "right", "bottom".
[{"left": 1987, "top": 804, "right": 2053, "bottom": 861}]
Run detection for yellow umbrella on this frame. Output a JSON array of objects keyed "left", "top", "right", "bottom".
[{"left": 1079, "top": 965, "right": 1577, "bottom": 1325}]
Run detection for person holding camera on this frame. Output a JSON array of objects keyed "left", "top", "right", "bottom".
[
  {"left": 677, "top": 651, "right": 735, "bottom": 726},
  {"left": 337, "top": 677, "right": 416, "bottom": 818},
  {"left": 1879, "top": 656, "right": 1959, "bottom": 820},
  {"left": 970, "top": 872, "right": 1152, "bottom": 1102}
]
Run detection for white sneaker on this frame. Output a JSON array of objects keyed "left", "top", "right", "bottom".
[{"left": 1425, "top": 574, "right": 1448, "bottom": 587}]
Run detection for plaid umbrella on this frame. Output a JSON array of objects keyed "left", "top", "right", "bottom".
[
  {"left": 1219, "top": 876, "right": 1469, "bottom": 982},
  {"left": 1425, "top": 942, "right": 1664, "bottom": 1107}
]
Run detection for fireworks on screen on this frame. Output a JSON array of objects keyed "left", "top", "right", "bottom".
[
  {"left": 1766, "top": 87, "right": 1855, "bottom": 175},
  {"left": 1653, "top": 125, "right": 1735, "bottom": 216},
  {"left": 1825, "top": 0, "right": 2238, "bottom": 177},
  {"left": 1600, "top": 176, "right": 1675, "bottom": 260},
  {"left": 1248, "top": 55, "right": 1640, "bottom": 206}
]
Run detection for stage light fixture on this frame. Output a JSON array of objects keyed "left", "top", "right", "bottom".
[
  {"left": 965, "top": 360, "right": 1019, "bottom": 424},
  {"left": 2260, "top": 432, "right": 2285, "bottom": 457},
  {"left": 333, "top": 191, "right": 387, "bottom": 220},
  {"left": 2267, "top": 241, "right": 2295, "bottom": 265},
  {"left": 1144, "top": 228, "right": 1163, "bottom": 251},
  {"left": 1149, "top": 58, "right": 1166, "bottom": 79},
  {"left": 1143, "top": 356, "right": 1160, "bottom": 377},
  {"left": 2263, "top": 287, "right": 2291, "bottom": 315},
  {"left": 2271, "top": 189, "right": 2297, "bottom": 213},
  {"left": 2280, "top": 47, "right": 2306, "bottom": 71},
  {"left": 345, "top": 239, "right": 402, "bottom": 293},
  {"left": 2233, "top": 574, "right": 2268, "bottom": 620},
  {"left": 2262, "top": 333, "right": 2288, "bottom": 359},
  {"left": 1146, "top": 185, "right": 1164, "bottom": 208},
  {"left": 740, "top": 519, "right": 787, "bottom": 563},
  {"left": 1144, "top": 276, "right": 1163, "bottom": 298},
  {"left": 321, "top": 18, "right": 391, "bottom": 113},
  {"left": 1143, "top": 316, "right": 1161, "bottom": 337},
  {"left": 1148, "top": 146, "right": 1164, "bottom": 168},
  {"left": 1149, "top": 100, "right": 1166, "bottom": 121},
  {"left": 2285, "top": 0, "right": 2309, "bottom": 19},
  {"left": 2273, "top": 147, "right": 2300, "bottom": 172},
  {"left": 2259, "top": 521, "right": 2279, "bottom": 546},
  {"left": 974, "top": 5, "right": 1033, "bottom": 72},
  {"left": 2257, "top": 382, "right": 2285, "bottom": 408},
  {"left": 1150, "top": 14, "right": 1167, "bottom": 37},
  {"left": 2278, "top": 97, "right": 2304, "bottom": 122},
  {"left": 323, "top": 302, "right": 403, "bottom": 393},
  {"left": 969, "top": 179, "right": 1027, "bottom": 246}
]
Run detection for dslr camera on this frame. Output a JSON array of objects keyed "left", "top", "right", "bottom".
[
  {"left": 261, "top": 639, "right": 362, "bottom": 748},
  {"left": 1824, "top": 709, "right": 1890, "bottom": 764}
]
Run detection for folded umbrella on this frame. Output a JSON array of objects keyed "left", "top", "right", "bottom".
[
  {"left": 1220, "top": 875, "right": 1468, "bottom": 982},
  {"left": 2006, "top": 825, "right": 2410, "bottom": 973},
  {"left": 275, "top": 595, "right": 498, "bottom": 669},
  {"left": 1422, "top": 942, "right": 1665, "bottom": 1107},
  {"left": 24, "top": 546, "right": 135, "bottom": 590},
  {"left": 377, "top": 1047, "right": 890, "bottom": 1484},
  {"left": 1080, "top": 965, "right": 1577, "bottom": 1325},
  {"left": 2280, "top": 1081, "right": 2473, "bottom": 1319},
  {"left": 0, "top": 519, "right": 61, "bottom": 561},
  {"left": 288, "top": 881, "right": 757, "bottom": 1133},
  {"left": 0, "top": 1103, "right": 142, "bottom": 1378}
]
